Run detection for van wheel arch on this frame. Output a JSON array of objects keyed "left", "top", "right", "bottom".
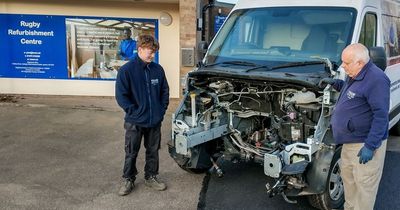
[{"left": 308, "top": 146, "right": 344, "bottom": 210}]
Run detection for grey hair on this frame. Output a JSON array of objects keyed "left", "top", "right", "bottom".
[{"left": 349, "top": 43, "right": 370, "bottom": 63}]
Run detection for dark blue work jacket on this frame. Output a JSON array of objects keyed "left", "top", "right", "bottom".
[
  {"left": 331, "top": 61, "right": 390, "bottom": 150},
  {"left": 115, "top": 55, "right": 169, "bottom": 127}
]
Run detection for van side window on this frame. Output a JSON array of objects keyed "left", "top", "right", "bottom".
[{"left": 359, "top": 13, "right": 377, "bottom": 47}]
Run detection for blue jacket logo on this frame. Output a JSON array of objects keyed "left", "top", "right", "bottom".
[
  {"left": 347, "top": 90, "right": 356, "bottom": 99},
  {"left": 151, "top": 79, "right": 159, "bottom": 85}
]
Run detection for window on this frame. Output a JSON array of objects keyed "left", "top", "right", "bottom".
[
  {"left": 205, "top": 7, "right": 356, "bottom": 68},
  {"left": 359, "top": 13, "right": 377, "bottom": 47}
]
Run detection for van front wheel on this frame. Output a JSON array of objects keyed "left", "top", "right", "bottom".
[{"left": 308, "top": 147, "right": 344, "bottom": 210}]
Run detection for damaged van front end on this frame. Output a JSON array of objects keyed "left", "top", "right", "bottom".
[{"left": 169, "top": 5, "right": 357, "bottom": 210}]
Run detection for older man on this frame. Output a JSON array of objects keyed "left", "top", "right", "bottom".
[{"left": 319, "top": 43, "right": 390, "bottom": 210}]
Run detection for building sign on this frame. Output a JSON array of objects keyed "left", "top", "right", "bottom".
[
  {"left": 0, "top": 14, "right": 158, "bottom": 80},
  {"left": 214, "top": 15, "right": 227, "bottom": 35},
  {"left": 0, "top": 15, "right": 66, "bottom": 79}
]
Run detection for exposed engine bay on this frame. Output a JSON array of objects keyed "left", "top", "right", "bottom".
[{"left": 169, "top": 72, "right": 338, "bottom": 199}]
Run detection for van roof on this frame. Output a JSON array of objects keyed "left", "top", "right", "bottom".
[{"left": 234, "top": 0, "right": 380, "bottom": 11}]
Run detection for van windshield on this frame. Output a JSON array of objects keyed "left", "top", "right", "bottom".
[{"left": 204, "top": 7, "right": 356, "bottom": 71}]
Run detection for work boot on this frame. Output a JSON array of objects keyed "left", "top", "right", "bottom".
[
  {"left": 144, "top": 176, "right": 167, "bottom": 191},
  {"left": 118, "top": 179, "right": 134, "bottom": 196}
]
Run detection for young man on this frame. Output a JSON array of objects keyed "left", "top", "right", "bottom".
[
  {"left": 118, "top": 28, "right": 137, "bottom": 60},
  {"left": 115, "top": 34, "right": 169, "bottom": 196},
  {"left": 319, "top": 43, "right": 390, "bottom": 210}
]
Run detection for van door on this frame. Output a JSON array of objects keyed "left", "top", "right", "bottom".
[{"left": 358, "top": 7, "right": 400, "bottom": 128}]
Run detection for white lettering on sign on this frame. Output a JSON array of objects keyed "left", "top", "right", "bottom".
[
  {"left": 20, "top": 38, "right": 42, "bottom": 45},
  {"left": 20, "top": 21, "right": 41, "bottom": 29}
]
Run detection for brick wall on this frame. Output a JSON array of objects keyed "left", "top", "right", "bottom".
[{"left": 179, "top": 0, "right": 198, "bottom": 95}]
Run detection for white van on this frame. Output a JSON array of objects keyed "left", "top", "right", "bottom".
[{"left": 169, "top": 0, "right": 400, "bottom": 209}]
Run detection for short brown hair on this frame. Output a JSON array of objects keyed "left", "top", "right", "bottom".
[{"left": 137, "top": 34, "right": 159, "bottom": 51}]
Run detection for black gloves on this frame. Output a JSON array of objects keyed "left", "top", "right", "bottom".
[{"left": 318, "top": 78, "right": 335, "bottom": 88}]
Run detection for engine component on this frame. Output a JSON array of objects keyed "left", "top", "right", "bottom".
[
  {"left": 281, "top": 160, "right": 309, "bottom": 175},
  {"left": 170, "top": 76, "right": 333, "bottom": 203},
  {"left": 323, "top": 87, "right": 332, "bottom": 105},
  {"left": 286, "top": 90, "right": 318, "bottom": 104},
  {"left": 282, "top": 143, "right": 314, "bottom": 165},
  {"left": 280, "top": 122, "right": 303, "bottom": 142},
  {"left": 175, "top": 134, "right": 189, "bottom": 155},
  {"left": 264, "top": 153, "right": 283, "bottom": 178},
  {"left": 209, "top": 157, "right": 224, "bottom": 178},
  {"left": 209, "top": 80, "right": 234, "bottom": 94},
  {"left": 190, "top": 92, "right": 197, "bottom": 127},
  {"left": 287, "top": 176, "right": 307, "bottom": 189}
]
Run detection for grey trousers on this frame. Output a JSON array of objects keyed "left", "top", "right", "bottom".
[{"left": 340, "top": 140, "right": 387, "bottom": 210}]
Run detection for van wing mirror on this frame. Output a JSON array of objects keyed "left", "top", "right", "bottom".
[{"left": 369, "top": 47, "right": 387, "bottom": 71}]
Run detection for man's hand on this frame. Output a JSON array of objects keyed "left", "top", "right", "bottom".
[
  {"left": 357, "top": 146, "right": 374, "bottom": 164},
  {"left": 318, "top": 78, "right": 335, "bottom": 88}
]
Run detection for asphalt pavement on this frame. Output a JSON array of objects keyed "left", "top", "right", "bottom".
[
  {"left": 1, "top": 94, "right": 399, "bottom": 210},
  {"left": 0, "top": 94, "right": 203, "bottom": 210},
  {"left": 201, "top": 139, "right": 400, "bottom": 210}
]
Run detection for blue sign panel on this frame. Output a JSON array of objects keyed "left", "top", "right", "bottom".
[
  {"left": 0, "top": 14, "right": 159, "bottom": 80},
  {"left": 0, "top": 14, "right": 10, "bottom": 77},
  {"left": 214, "top": 15, "right": 227, "bottom": 35},
  {"left": 0, "top": 14, "right": 67, "bottom": 78}
]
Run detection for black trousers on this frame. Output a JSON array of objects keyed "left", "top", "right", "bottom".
[{"left": 122, "top": 122, "right": 161, "bottom": 180}]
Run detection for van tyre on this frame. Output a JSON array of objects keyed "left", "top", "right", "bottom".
[{"left": 308, "top": 147, "right": 344, "bottom": 210}]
